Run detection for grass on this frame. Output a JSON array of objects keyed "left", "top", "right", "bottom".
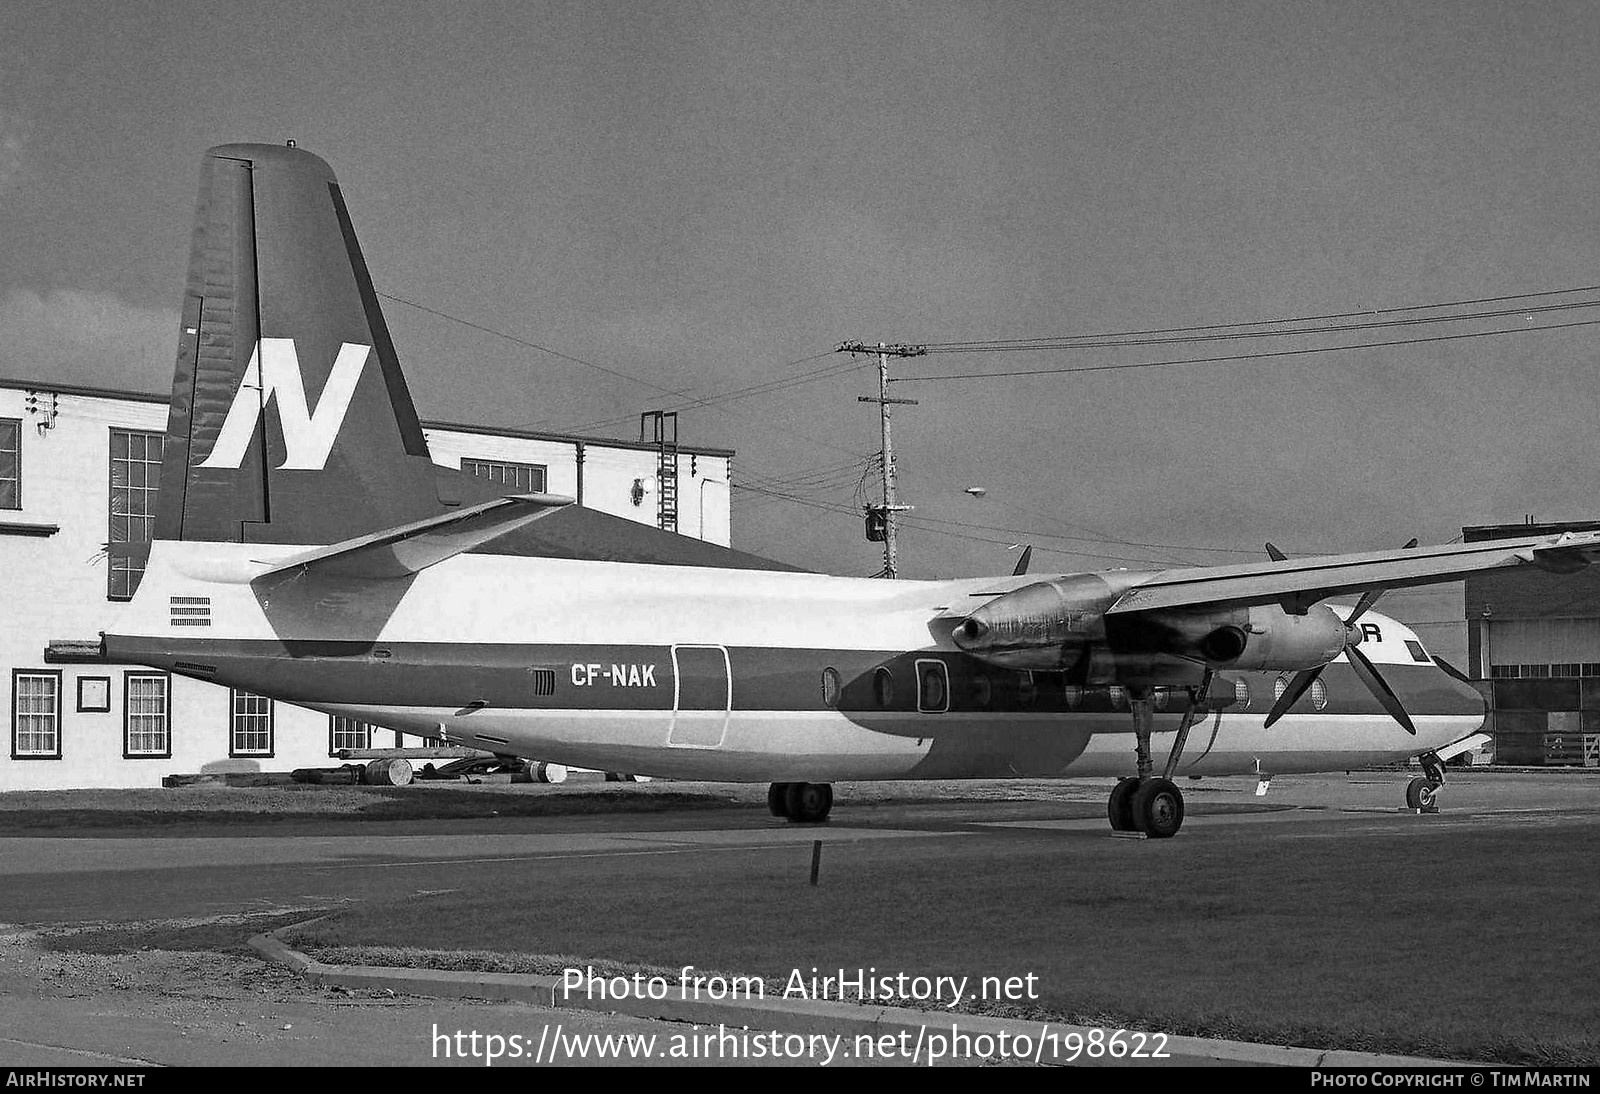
[{"left": 286, "top": 815, "right": 1600, "bottom": 1065}]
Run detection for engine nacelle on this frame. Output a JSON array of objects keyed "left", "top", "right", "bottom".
[
  {"left": 951, "top": 574, "right": 1128, "bottom": 670},
  {"left": 1108, "top": 602, "right": 1350, "bottom": 672}
]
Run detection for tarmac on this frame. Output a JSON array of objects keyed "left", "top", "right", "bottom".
[{"left": 0, "top": 769, "right": 1594, "bottom": 1067}]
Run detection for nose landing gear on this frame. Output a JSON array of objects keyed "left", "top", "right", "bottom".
[{"left": 1405, "top": 751, "right": 1447, "bottom": 814}]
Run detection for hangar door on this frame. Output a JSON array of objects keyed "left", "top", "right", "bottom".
[{"left": 668, "top": 644, "right": 731, "bottom": 747}]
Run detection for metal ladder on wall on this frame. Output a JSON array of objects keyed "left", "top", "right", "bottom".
[{"left": 641, "top": 410, "right": 679, "bottom": 533}]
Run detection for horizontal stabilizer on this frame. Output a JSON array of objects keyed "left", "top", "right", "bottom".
[{"left": 259, "top": 493, "right": 574, "bottom": 580}]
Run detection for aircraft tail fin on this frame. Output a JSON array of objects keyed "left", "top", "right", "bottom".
[{"left": 154, "top": 142, "right": 450, "bottom": 548}]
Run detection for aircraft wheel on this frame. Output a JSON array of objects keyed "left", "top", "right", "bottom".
[
  {"left": 1131, "top": 777, "right": 1185, "bottom": 839},
  {"left": 1405, "top": 776, "right": 1440, "bottom": 813},
  {"left": 768, "top": 782, "right": 790, "bottom": 817},
  {"left": 1107, "top": 777, "right": 1140, "bottom": 832},
  {"left": 784, "top": 781, "right": 833, "bottom": 823}
]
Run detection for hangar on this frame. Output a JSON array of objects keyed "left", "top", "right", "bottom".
[
  {"left": 1465, "top": 519, "right": 1600, "bottom": 767},
  {"left": 0, "top": 378, "right": 732, "bottom": 789}
]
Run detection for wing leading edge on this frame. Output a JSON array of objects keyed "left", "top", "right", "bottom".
[{"left": 1106, "top": 530, "right": 1600, "bottom": 615}]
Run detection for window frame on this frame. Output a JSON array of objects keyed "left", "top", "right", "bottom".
[
  {"left": 123, "top": 671, "right": 172, "bottom": 759},
  {"left": 0, "top": 417, "right": 20, "bottom": 510},
  {"left": 228, "top": 689, "right": 275, "bottom": 758},
  {"left": 328, "top": 714, "right": 372, "bottom": 756},
  {"left": 460, "top": 457, "right": 548, "bottom": 494},
  {"left": 915, "top": 658, "right": 950, "bottom": 714},
  {"left": 107, "top": 427, "right": 164, "bottom": 601},
  {"left": 12, "top": 669, "right": 63, "bottom": 760}
]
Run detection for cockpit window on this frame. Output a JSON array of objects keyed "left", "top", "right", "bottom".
[{"left": 1404, "top": 639, "right": 1431, "bottom": 664}]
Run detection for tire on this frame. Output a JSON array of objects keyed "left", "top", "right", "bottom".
[
  {"left": 1131, "top": 777, "right": 1185, "bottom": 839},
  {"left": 784, "top": 781, "right": 833, "bottom": 823},
  {"left": 768, "top": 782, "right": 789, "bottom": 818},
  {"left": 1406, "top": 776, "right": 1439, "bottom": 811},
  {"left": 1107, "top": 777, "right": 1140, "bottom": 832}
]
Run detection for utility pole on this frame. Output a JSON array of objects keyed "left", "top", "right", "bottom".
[{"left": 839, "top": 341, "right": 924, "bottom": 578}]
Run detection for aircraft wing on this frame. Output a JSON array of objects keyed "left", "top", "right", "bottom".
[
  {"left": 258, "top": 493, "right": 574, "bottom": 581},
  {"left": 1106, "top": 530, "right": 1600, "bottom": 615}
]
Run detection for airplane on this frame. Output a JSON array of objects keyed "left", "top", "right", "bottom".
[{"left": 98, "top": 142, "right": 1600, "bottom": 839}]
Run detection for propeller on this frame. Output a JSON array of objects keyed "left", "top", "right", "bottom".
[{"left": 1262, "top": 538, "right": 1419, "bottom": 734}]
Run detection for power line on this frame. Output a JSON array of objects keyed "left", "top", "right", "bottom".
[
  {"left": 897, "top": 318, "right": 1600, "bottom": 382},
  {"left": 905, "top": 283, "right": 1600, "bottom": 349},
  {"left": 919, "top": 297, "right": 1600, "bottom": 354}
]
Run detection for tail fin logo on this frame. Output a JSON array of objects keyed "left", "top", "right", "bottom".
[{"left": 197, "top": 338, "right": 369, "bottom": 471}]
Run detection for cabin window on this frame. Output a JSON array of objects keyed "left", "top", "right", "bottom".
[
  {"left": 1152, "top": 687, "right": 1170, "bottom": 711},
  {"left": 1109, "top": 685, "right": 1127, "bottom": 710},
  {"left": 1061, "top": 684, "right": 1083, "bottom": 709},
  {"left": 1234, "top": 678, "right": 1251, "bottom": 709},
  {"left": 873, "top": 667, "right": 895, "bottom": 708},
  {"left": 124, "top": 672, "right": 171, "bottom": 758},
  {"left": 821, "top": 668, "right": 841, "bottom": 708},
  {"left": 1272, "top": 674, "right": 1289, "bottom": 703},
  {"left": 1016, "top": 671, "right": 1036, "bottom": 708},
  {"left": 916, "top": 660, "right": 949, "bottom": 713},
  {"left": 971, "top": 674, "right": 992, "bottom": 709},
  {"left": 1310, "top": 678, "right": 1328, "bottom": 711}
]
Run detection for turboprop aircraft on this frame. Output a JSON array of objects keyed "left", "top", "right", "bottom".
[{"left": 100, "top": 142, "right": 1600, "bottom": 838}]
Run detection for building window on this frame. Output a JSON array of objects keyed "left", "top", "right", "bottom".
[
  {"left": 230, "top": 689, "right": 274, "bottom": 757},
  {"left": 0, "top": 418, "right": 19, "bottom": 509},
  {"left": 124, "top": 672, "right": 171, "bottom": 758},
  {"left": 329, "top": 715, "right": 371, "bottom": 755},
  {"left": 461, "top": 458, "right": 546, "bottom": 493},
  {"left": 109, "top": 429, "right": 163, "bottom": 600},
  {"left": 12, "top": 670, "right": 62, "bottom": 759}
]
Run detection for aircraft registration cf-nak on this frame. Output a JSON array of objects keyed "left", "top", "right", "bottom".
[{"left": 102, "top": 142, "right": 1600, "bottom": 837}]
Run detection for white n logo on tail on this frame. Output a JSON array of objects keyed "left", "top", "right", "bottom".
[{"left": 197, "top": 338, "right": 369, "bottom": 470}]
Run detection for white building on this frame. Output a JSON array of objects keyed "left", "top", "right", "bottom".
[{"left": 0, "top": 378, "right": 732, "bottom": 790}]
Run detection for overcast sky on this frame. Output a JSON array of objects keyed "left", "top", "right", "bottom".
[{"left": 4, "top": 1, "right": 1599, "bottom": 660}]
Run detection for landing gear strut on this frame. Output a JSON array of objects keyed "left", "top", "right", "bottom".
[
  {"left": 768, "top": 782, "right": 833, "bottom": 823},
  {"left": 1107, "top": 671, "right": 1213, "bottom": 839}
]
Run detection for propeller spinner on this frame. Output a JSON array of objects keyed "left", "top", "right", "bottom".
[{"left": 1262, "top": 538, "right": 1419, "bottom": 734}]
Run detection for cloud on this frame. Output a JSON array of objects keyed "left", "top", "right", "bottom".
[{"left": 0, "top": 289, "right": 178, "bottom": 394}]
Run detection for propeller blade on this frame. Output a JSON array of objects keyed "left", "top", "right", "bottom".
[
  {"left": 1265, "top": 542, "right": 1289, "bottom": 562},
  {"left": 1263, "top": 666, "right": 1323, "bottom": 729},
  {"left": 1347, "top": 645, "right": 1416, "bottom": 735},
  {"left": 1346, "top": 587, "right": 1386, "bottom": 626},
  {"left": 1344, "top": 540, "right": 1418, "bottom": 626},
  {"left": 1012, "top": 545, "right": 1033, "bottom": 576}
]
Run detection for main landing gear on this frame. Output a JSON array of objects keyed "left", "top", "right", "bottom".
[
  {"left": 769, "top": 782, "right": 833, "bottom": 824},
  {"left": 1405, "top": 751, "right": 1446, "bottom": 814},
  {"left": 1107, "top": 671, "right": 1214, "bottom": 839}
]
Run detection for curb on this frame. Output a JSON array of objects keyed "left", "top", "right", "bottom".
[{"left": 249, "top": 932, "right": 1462, "bottom": 1067}]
